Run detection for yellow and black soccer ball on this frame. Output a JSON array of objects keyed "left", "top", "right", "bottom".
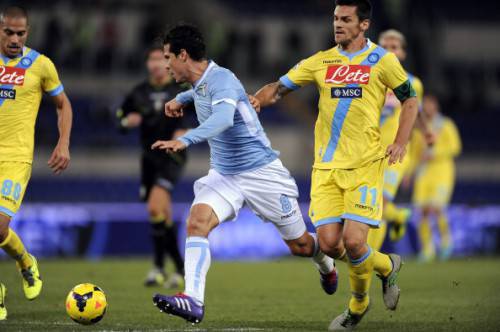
[{"left": 66, "top": 283, "right": 107, "bottom": 325}]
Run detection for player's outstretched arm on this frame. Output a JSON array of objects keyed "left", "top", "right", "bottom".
[
  {"left": 386, "top": 96, "right": 418, "bottom": 165},
  {"left": 414, "top": 111, "right": 435, "bottom": 146},
  {"left": 254, "top": 81, "right": 293, "bottom": 109},
  {"left": 48, "top": 92, "right": 72, "bottom": 174}
]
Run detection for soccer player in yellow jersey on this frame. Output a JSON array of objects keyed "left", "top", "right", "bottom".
[
  {"left": 366, "top": 30, "right": 425, "bottom": 250},
  {"left": 255, "top": 0, "right": 419, "bottom": 329},
  {"left": 410, "top": 94, "right": 461, "bottom": 262},
  {"left": 0, "top": 6, "right": 73, "bottom": 320}
]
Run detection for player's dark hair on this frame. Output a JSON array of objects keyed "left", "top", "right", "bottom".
[
  {"left": 144, "top": 43, "right": 164, "bottom": 61},
  {"left": 335, "top": 0, "right": 372, "bottom": 21},
  {"left": 0, "top": 5, "right": 28, "bottom": 24},
  {"left": 163, "top": 23, "right": 206, "bottom": 61}
]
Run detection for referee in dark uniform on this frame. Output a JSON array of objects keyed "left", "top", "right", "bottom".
[{"left": 117, "top": 45, "right": 190, "bottom": 288}]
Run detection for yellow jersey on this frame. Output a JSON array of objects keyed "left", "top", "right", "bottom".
[
  {"left": 410, "top": 114, "right": 461, "bottom": 177},
  {"left": 281, "top": 39, "right": 415, "bottom": 169},
  {"left": 380, "top": 72, "right": 423, "bottom": 148},
  {"left": 0, "top": 47, "right": 64, "bottom": 164}
]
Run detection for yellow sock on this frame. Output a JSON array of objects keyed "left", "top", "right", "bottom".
[
  {"left": 437, "top": 213, "right": 451, "bottom": 248},
  {"left": 348, "top": 247, "right": 374, "bottom": 314},
  {"left": 384, "top": 201, "right": 410, "bottom": 225},
  {"left": 372, "top": 250, "right": 392, "bottom": 277},
  {"left": 367, "top": 221, "right": 387, "bottom": 251},
  {"left": 0, "top": 229, "right": 32, "bottom": 269},
  {"left": 418, "top": 217, "right": 435, "bottom": 257}
]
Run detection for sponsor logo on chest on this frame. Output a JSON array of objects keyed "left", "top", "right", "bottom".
[
  {"left": 325, "top": 65, "right": 370, "bottom": 84},
  {"left": 331, "top": 87, "right": 362, "bottom": 98},
  {"left": 0, "top": 88, "right": 16, "bottom": 99},
  {"left": 0, "top": 66, "right": 25, "bottom": 86}
]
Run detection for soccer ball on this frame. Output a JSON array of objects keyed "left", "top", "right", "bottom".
[{"left": 65, "top": 283, "right": 107, "bottom": 325}]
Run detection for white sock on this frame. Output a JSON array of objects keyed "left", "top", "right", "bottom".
[
  {"left": 310, "top": 233, "right": 335, "bottom": 274},
  {"left": 183, "top": 236, "right": 211, "bottom": 304}
]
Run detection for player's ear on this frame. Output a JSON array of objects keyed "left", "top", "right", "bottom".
[
  {"left": 179, "top": 49, "right": 188, "bottom": 62},
  {"left": 360, "top": 19, "right": 370, "bottom": 32}
]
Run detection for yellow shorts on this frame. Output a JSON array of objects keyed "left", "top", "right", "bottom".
[
  {"left": 309, "top": 158, "right": 385, "bottom": 228},
  {"left": 383, "top": 154, "right": 410, "bottom": 201},
  {"left": 0, "top": 162, "right": 32, "bottom": 217},
  {"left": 413, "top": 170, "right": 454, "bottom": 208}
]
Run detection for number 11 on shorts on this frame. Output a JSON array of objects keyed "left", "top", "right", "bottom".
[{"left": 359, "top": 185, "right": 377, "bottom": 206}]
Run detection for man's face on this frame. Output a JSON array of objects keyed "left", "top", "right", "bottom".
[
  {"left": 0, "top": 16, "right": 28, "bottom": 57},
  {"left": 380, "top": 36, "right": 406, "bottom": 61},
  {"left": 146, "top": 49, "right": 169, "bottom": 80},
  {"left": 423, "top": 96, "right": 439, "bottom": 118},
  {"left": 333, "top": 5, "right": 368, "bottom": 46},
  {"left": 163, "top": 43, "right": 187, "bottom": 83}
]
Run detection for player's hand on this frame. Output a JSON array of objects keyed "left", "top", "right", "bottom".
[
  {"left": 48, "top": 142, "right": 70, "bottom": 175},
  {"left": 165, "top": 99, "right": 184, "bottom": 118},
  {"left": 386, "top": 143, "right": 407, "bottom": 165},
  {"left": 125, "top": 113, "right": 142, "bottom": 127},
  {"left": 248, "top": 94, "right": 261, "bottom": 113},
  {"left": 151, "top": 139, "right": 187, "bottom": 153}
]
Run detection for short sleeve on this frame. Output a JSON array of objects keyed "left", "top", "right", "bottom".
[
  {"left": 379, "top": 52, "right": 409, "bottom": 90},
  {"left": 209, "top": 71, "right": 239, "bottom": 107},
  {"left": 279, "top": 53, "right": 318, "bottom": 90},
  {"left": 41, "top": 56, "right": 64, "bottom": 96}
]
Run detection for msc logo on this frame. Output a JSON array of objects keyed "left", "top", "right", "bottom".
[
  {"left": 331, "top": 87, "right": 362, "bottom": 98},
  {"left": 0, "top": 88, "right": 16, "bottom": 99}
]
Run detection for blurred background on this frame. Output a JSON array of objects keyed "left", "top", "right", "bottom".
[{"left": 4, "top": 0, "right": 500, "bottom": 260}]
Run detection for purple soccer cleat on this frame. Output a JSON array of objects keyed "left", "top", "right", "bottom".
[
  {"left": 153, "top": 293, "right": 204, "bottom": 324},
  {"left": 320, "top": 266, "right": 339, "bottom": 295}
]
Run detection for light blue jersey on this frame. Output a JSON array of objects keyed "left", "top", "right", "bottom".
[{"left": 176, "top": 61, "right": 278, "bottom": 175}]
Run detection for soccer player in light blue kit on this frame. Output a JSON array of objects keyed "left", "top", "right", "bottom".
[{"left": 152, "top": 24, "right": 338, "bottom": 324}]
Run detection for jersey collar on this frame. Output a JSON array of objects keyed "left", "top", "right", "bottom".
[
  {"left": 337, "top": 39, "right": 372, "bottom": 61},
  {"left": 193, "top": 60, "right": 216, "bottom": 89},
  {"left": 0, "top": 46, "right": 27, "bottom": 64}
]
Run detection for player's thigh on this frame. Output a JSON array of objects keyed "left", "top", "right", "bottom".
[
  {"left": 237, "top": 160, "right": 306, "bottom": 240},
  {"left": 412, "top": 174, "right": 434, "bottom": 208},
  {"left": 343, "top": 218, "right": 371, "bottom": 253},
  {"left": 0, "top": 162, "right": 31, "bottom": 219},
  {"left": 192, "top": 172, "right": 244, "bottom": 225},
  {"left": 344, "top": 158, "right": 385, "bottom": 228},
  {"left": 309, "top": 168, "right": 344, "bottom": 228},
  {"left": 147, "top": 185, "right": 172, "bottom": 220}
]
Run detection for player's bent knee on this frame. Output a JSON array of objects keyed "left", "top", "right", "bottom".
[
  {"left": 317, "top": 233, "right": 343, "bottom": 258},
  {"left": 0, "top": 216, "right": 10, "bottom": 243},
  {"left": 343, "top": 234, "right": 366, "bottom": 257},
  {"left": 286, "top": 235, "right": 314, "bottom": 257}
]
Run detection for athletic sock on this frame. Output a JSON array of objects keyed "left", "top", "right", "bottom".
[
  {"left": 418, "top": 216, "right": 435, "bottom": 258},
  {"left": 150, "top": 219, "right": 166, "bottom": 270},
  {"left": 383, "top": 201, "right": 409, "bottom": 225},
  {"left": 372, "top": 249, "right": 393, "bottom": 278},
  {"left": 367, "top": 221, "right": 387, "bottom": 251},
  {"left": 165, "top": 222, "right": 184, "bottom": 275},
  {"left": 184, "top": 236, "right": 211, "bottom": 304},
  {"left": 347, "top": 246, "right": 374, "bottom": 314},
  {"left": 310, "top": 233, "right": 334, "bottom": 274},
  {"left": 437, "top": 212, "right": 451, "bottom": 248},
  {"left": 0, "top": 228, "right": 32, "bottom": 269}
]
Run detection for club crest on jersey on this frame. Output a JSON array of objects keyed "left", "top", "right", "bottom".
[
  {"left": 367, "top": 53, "right": 380, "bottom": 64},
  {"left": 325, "top": 65, "right": 370, "bottom": 84},
  {"left": 20, "top": 57, "right": 32, "bottom": 67},
  {"left": 196, "top": 83, "right": 207, "bottom": 97},
  {"left": 0, "top": 66, "right": 25, "bottom": 86}
]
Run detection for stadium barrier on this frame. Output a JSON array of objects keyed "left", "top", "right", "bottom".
[{"left": 1, "top": 203, "right": 499, "bottom": 260}]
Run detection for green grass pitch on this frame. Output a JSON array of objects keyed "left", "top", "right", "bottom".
[{"left": 0, "top": 257, "right": 499, "bottom": 331}]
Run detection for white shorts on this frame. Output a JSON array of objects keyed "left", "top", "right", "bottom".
[{"left": 192, "top": 159, "right": 306, "bottom": 240}]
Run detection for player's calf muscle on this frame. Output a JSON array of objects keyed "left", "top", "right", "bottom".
[
  {"left": 285, "top": 233, "right": 314, "bottom": 257},
  {"left": 186, "top": 204, "right": 218, "bottom": 237}
]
